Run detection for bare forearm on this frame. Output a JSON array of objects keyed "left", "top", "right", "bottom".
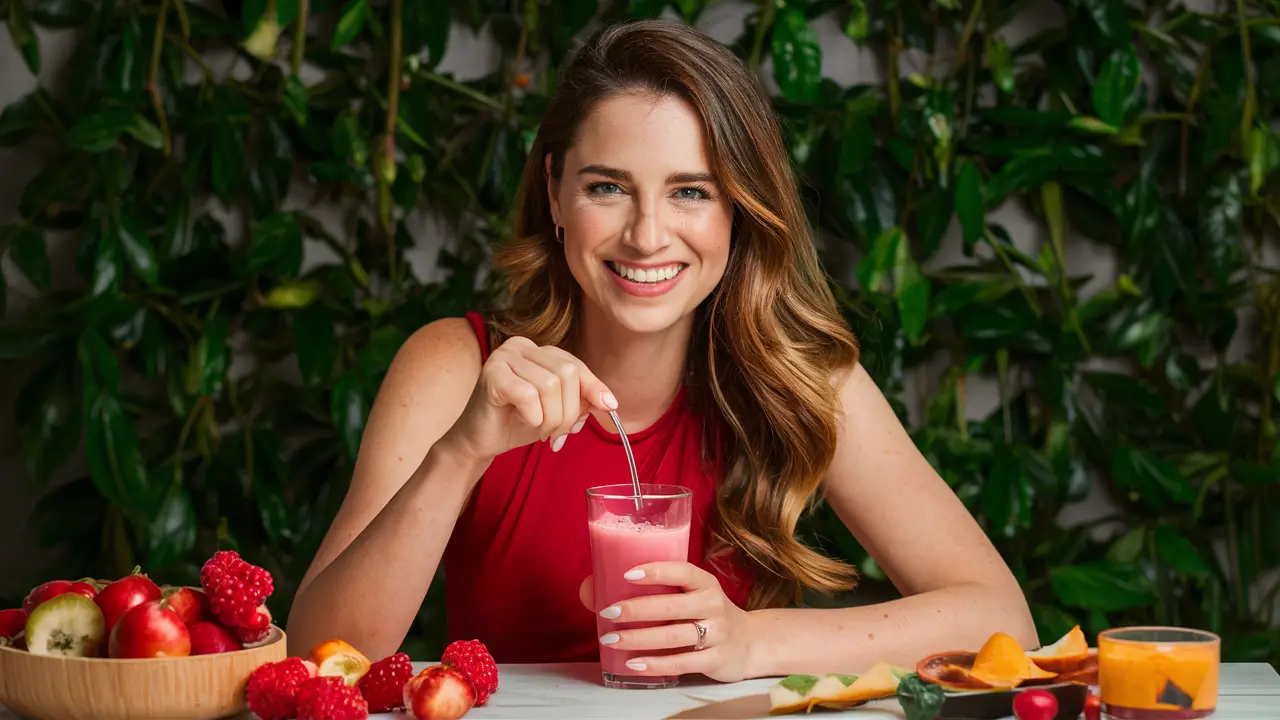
[
  {"left": 743, "top": 581, "right": 1037, "bottom": 678},
  {"left": 285, "top": 446, "right": 485, "bottom": 659}
]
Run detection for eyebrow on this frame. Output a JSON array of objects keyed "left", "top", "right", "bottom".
[{"left": 577, "top": 164, "right": 716, "bottom": 185}]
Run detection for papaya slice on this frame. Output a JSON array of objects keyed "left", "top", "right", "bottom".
[
  {"left": 916, "top": 651, "right": 993, "bottom": 691},
  {"left": 1054, "top": 650, "right": 1099, "bottom": 686},
  {"left": 768, "top": 662, "right": 912, "bottom": 714},
  {"left": 969, "top": 632, "right": 1058, "bottom": 689},
  {"left": 1026, "top": 625, "right": 1092, "bottom": 673}
]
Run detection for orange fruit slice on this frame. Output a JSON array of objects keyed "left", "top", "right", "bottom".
[
  {"left": 968, "top": 632, "right": 1057, "bottom": 689},
  {"left": 1026, "top": 625, "right": 1092, "bottom": 673},
  {"left": 309, "top": 638, "right": 371, "bottom": 686}
]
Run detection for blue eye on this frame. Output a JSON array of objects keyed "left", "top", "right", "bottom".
[
  {"left": 674, "top": 187, "right": 710, "bottom": 200},
  {"left": 588, "top": 182, "right": 623, "bottom": 195}
]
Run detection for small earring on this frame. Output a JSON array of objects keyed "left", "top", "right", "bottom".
[{"left": 555, "top": 225, "right": 565, "bottom": 244}]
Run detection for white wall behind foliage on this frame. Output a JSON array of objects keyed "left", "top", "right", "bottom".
[{"left": 0, "top": 0, "right": 1261, "bottom": 606}]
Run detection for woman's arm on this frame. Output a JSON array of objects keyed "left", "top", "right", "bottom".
[
  {"left": 285, "top": 317, "right": 486, "bottom": 659},
  {"left": 743, "top": 362, "right": 1037, "bottom": 677}
]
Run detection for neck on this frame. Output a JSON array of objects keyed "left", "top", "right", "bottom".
[{"left": 574, "top": 303, "right": 693, "bottom": 433}]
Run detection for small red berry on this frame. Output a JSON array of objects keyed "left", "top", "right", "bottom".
[
  {"left": 358, "top": 652, "right": 414, "bottom": 712},
  {"left": 1012, "top": 688, "right": 1059, "bottom": 720},
  {"left": 441, "top": 639, "right": 498, "bottom": 706},
  {"left": 296, "top": 676, "right": 369, "bottom": 720},
  {"left": 246, "top": 657, "right": 314, "bottom": 720},
  {"left": 199, "top": 551, "right": 274, "bottom": 637}
]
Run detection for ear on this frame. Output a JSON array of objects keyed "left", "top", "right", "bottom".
[{"left": 544, "top": 153, "right": 562, "bottom": 226}]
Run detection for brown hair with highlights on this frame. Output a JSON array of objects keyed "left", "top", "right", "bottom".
[{"left": 489, "top": 19, "right": 860, "bottom": 609}]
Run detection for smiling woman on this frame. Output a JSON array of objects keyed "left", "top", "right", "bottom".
[{"left": 285, "top": 18, "right": 1037, "bottom": 682}]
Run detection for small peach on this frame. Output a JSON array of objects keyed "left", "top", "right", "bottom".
[
  {"left": 404, "top": 665, "right": 476, "bottom": 720},
  {"left": 310, "top": 638, "right": 372, "bottom": 686}
]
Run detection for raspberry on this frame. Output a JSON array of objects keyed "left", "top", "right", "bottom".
[
  {"left": 296, "top": 676, "right": 369, "bottom": 720},
  {"left": 441, "top": 639, "right": 498, "bottom": 706},
  {"left": 200, "top": 551, "right": 274, "bottom": 634},
  {"left": 246, "top": 657, "right": 313, "bottom": 720},
  {"left": 357, "top": 652, "right": 414, "bottom": 712},
  {"left": 234, "top": 605, "right": 273, "bottom": 644}
]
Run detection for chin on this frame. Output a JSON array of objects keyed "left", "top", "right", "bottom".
[{"left": 602, "top": 301, "right": 691, "bottom": 335}]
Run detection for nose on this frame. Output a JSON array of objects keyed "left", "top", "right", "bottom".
[{"left": 622, "top": 195, "right": 670, "bottom": 255}]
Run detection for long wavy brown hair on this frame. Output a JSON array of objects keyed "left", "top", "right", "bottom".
[{"left": 488, "top": 19, "right": 861, "bottom": 609}]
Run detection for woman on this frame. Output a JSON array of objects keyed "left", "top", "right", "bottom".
[{"left": 286, "top": 19, "right": 1036, "bottom": 682}]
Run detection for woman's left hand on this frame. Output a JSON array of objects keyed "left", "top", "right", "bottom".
[{"left": 579, "top": 561, "right": 753, "bottom": 683}]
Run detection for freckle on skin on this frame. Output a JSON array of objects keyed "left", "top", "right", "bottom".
[{"left": 868, "top": 633, "right": 874, "bottom": 640}]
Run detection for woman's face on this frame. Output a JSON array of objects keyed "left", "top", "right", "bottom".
[{"left": 546, "top": 93, "right": 734, "bottom": 336}]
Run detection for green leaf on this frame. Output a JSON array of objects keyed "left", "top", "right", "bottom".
[
  {"left": 332, "top": 369, "right": 368, "bottom": 460},
  {"left": 124, "top": 113, "right": 164, "bottom": 149},
  {"left": 838, "top": 112, "right": 874, "bottom": 176},
  {"left": 8, "top": 224, "right": 52, "bottom": 291},
  {"left": 896, "top": 259, "right": 930, "bottom": 344},
  {"left": 404, "top": 0, "right": 450, "bottom": 67},
  {"left": 282, "top": 75, "right": 308, "bottom": 127},
  {"left": 7, "top": 0, "right": 41, "bottom": 75},
  {"left": 954, "top": 159, "right": 984, "bottom": 250},
  {"left": 331, "top": 0, "right": 368, "bottom": 49},
  {"left": 1108, "top": 526, "right": 1146, "bottom": 564},
  {"left": 1249, "top": 127, "right": 1280, "bottom": 196},
  {"left": 982, "top": 445, "right": 1031, "bottom": 537},
  {"left": 1198, "top": 174, "right": 1242, "bottom": 288},
  {"left": 932, "top": 280, "right": 1014, "bottom": 316},
  {"left": 65, "top": 110, "right": 135, "bottom": 153},
  {"left": 1111, "top": 445, "right": 1195, "bottom": 509},
  {"left": 896, "top": 674, "right": 944, "bottom": 720},
  {"left": 31, "top": 0, "right": 95, "bottom": 27},
  {"left": 1050, "top": 562, "right": 1157, "bottom": 612},
  {"left": 771, "top": 8, "right": 822, "bottom": 104},
  {"left": 147, "top": 481, "right": 196, "bottom": 570},
  {"left": 247, "top": 212, "right": 303, "bottom": 276},
  {"left": 263, "top": 279, "right": 321, "bottom": 308},
  {"left": 210, "top": 116, "right": 244, "bottom": 201},
  {"left": 294, "top": 305, "right": 337, "bottom": 386},
  {"left": 1079, "top": 0, "right": 1130, "bottom": 42},
  {"left": 0, "top": 92, "right": 47, "bottom": 146},
  {"left": 1154, "top": 526, "right": 1212, "bottom": 577},
  {"left": 91, "top": 222, "right": 124, "bottom": 298},
  {"left": 985, "top": 153, "right": 1056, "bottom": 203},
  {"left": 844, "top": 0, "right": 869, "bottom": 41},
  {"left": 187, "top": 314, "right": 229, "bottom": 398},
  {"left": 116, "top": 215, "right": 159, "bottom": 287},
  {"left": 14, "top": 360, "right": 81, "bottom": 486},
  {"left": 856, "top": 227, "right": 902, "bottom": 293},
  {"left": 1093, "top": 46, "right": 1142, "bottom": 128}
]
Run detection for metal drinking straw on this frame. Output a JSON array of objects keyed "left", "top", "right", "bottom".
[{"left": 608, "top": 410, "right": 644, "bottom": 510}]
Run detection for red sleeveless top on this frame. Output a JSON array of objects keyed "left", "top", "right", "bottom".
[{"left": 440, "top": 312, "right": 754, "bottom": 663}]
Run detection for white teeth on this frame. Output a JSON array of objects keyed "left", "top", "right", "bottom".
[{"left": 608, "top": 262, "right": 683, "bottom": 283}]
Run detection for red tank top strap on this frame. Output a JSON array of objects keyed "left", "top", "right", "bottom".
[{"left": 463, "top": 311, "right": 490, "bottom": 363}]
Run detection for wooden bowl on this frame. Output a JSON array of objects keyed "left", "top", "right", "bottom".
[{"left": 0, "top": 626, "right": 287, "bottom": 720}]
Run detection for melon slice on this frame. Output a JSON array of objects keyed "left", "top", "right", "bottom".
[
  {"left": 968, "top": 632, "right": 1058, "bottom": 689},
  {"left": 1026, "top": 625, "right": 1092, "bottom": 673},
  {"left": 916, "top": 651, "right": 993, "bottom": 691},
  {"left": 768, "top": 663, "right": 911, "bottom": 715}
]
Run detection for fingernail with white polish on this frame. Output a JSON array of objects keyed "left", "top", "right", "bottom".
[
  {"left": 600, "top": 605, "right": 621, "bottom": 619},
  {"left": 626, "top": 659, "right": 647, "bottom": 671},
  {"left": 551, "top": 434, "right": 567, "bottom": 452},
  {"left": 623, "top": 569, "right": 645, "bottom": 581},
  {"left": 571, "top": 415, "right": 588, "bottom": 433},
  {"left": 600, "top": 633, "right": 619, "bottom": 645}
]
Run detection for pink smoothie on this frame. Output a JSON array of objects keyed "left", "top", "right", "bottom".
[{"left": 589, "top": 513, "right": 691, "bottom": 676}]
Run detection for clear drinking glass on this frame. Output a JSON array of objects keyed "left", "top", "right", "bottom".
[
  {"left": 586, "top": 483, "right": 692, "bottom": 689},
  {"left": 1098, "top": 627, "right": 1220, "bottom": 719}
]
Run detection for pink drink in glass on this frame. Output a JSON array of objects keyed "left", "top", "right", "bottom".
[{"left": 587, "top": 483, "right": 692, "bottom": 689}]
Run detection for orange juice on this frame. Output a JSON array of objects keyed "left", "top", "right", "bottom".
[{"left": 1098, "top": 627, "right": 1219, "bottom": 719}]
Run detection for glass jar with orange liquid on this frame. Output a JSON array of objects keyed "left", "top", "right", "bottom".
[{"left": 1097, "top": 627, "right": 1220, "bottom": 719}]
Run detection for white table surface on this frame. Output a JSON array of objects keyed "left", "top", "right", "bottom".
[{"left": 2, "top": 661, "right": 1277, "bottom": 719}]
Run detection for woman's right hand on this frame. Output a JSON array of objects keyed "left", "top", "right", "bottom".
[{"left": 436, "top": 336, "right": 617, "bottom": 467}]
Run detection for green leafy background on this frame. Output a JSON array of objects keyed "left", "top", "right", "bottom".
[{"left": 1, "top": 0, "right": 1278, "bottom": 666}]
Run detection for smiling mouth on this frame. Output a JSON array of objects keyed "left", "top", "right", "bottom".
[{"left": 605, "top": 261, "right": 688, "bottom": 284}]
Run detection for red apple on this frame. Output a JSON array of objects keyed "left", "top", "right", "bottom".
[
  {"left": 95, "top": 570, "right": 162, "bottom": 635},
  {"left": 188, "top": 621, "right": 243, "bottom": 655},
  {"left": 23, "top": 580, "right": 98, "bottom": 614},
  {"left": 162, "top": 587, "right": 209, "bottom": 625},
  {"left": 1012, "top": 688, "right": 1059, "bottom": 720},
  {"left": 0, "top": 608, "right": 27, "bottom": 639},
  {"left": 108, "top": 599, "right": 191, "bottom": 658},
  {"left": 404, "top": 665, "right": 476, "bottom": 720}
]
